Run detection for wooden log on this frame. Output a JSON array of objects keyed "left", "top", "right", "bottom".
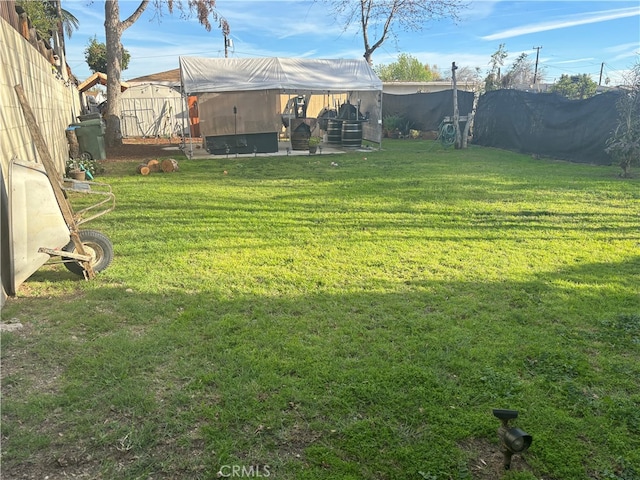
[
  {"left": 66, "top": 128, "right": 80, "bottom": 159},
  {"left": 161, "top": 158, "right": 179, "bottom": 173},
  {"left": 136, "top": 163, "right": 150, "bottom": 175},
  {"left": 147, "top": 159, "right": 160, "bottom": 172}
]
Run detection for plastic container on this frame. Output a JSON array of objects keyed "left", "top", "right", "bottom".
[
  {"left": 77, "top": 113, "right": 102, "bottom": 122},
  {"left": 73, "top": 119, "right": 106, "bottom": 160}
]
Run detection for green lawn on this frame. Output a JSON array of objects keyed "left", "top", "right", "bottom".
[{"left": 2, "top": 140, "right": 639, "bottom": 479}]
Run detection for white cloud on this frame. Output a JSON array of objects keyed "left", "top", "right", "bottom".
[
  {"left": 459, "top": 0, "right": 503, "bottom": 22},
  {"left": 604, "top": 42, "right": 640, "bottom": 54},
  {"left": 553, "top": 57, "right": 595, "bottom": 65},
  {"left": 602, "top": 42, "right": 640, "bottom": 62},
  {"left": 482, "top": 6, "right": 640, "bottom": 41}
]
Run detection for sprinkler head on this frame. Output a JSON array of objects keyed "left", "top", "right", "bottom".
[{"left": 492, "top": 409, "right": 532, "bottom": 470}]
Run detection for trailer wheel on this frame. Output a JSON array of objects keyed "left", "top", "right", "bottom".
[{"left": 63, "top": 229, "right": 114, "bottom": 276}]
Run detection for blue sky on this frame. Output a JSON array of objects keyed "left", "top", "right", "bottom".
[{"left": 62, "top": 0, "right": 640, "bottom": 86}]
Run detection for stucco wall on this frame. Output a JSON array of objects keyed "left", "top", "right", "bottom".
[{"left": 1, "top": 17, "right": 82, "bottom": 184}]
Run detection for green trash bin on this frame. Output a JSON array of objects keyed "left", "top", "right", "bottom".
[{"left": 73, "top": 118, "right": 106, "bottom": 160}]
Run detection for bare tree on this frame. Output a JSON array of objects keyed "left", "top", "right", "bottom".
[
  {"left": 322, "top": 0, "right": 468, "bottom": 65},
  {"left": 104, "top": 0, "right": 229, "bottom": 147},
  {"left": 484, "top": 43, "right": 507, "bottom": 92},
  {"left": 442, "top": 65, "right": 480, "bottom": 83},
  {"left": 606, "top": 59, "right": 640, "bottom": 177},
  {"left": 501, "top": 52, "right": 534, "bottom": 88}
]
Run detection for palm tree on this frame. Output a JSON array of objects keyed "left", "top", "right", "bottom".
[
  {"left": 49, "top": 0, "right": 79, "bottom": 58},
  {"left": 17, "top": 0, "right": 78, "bottom": 76},
  {"left": 52, "top": 1, "right": 79, "bottom": 38},
  {"left": 16, "top": 0, "right": 79, "bottom": 46}
]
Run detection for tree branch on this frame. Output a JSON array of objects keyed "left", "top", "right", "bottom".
[{"left": 121, "top": 0, "right": 150, "bottom": 31}]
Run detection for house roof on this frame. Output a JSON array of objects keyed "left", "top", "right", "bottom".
[
  {"left": 78, "top": 72, "right": 129, "bottom": 92},
  {"left": 126, "top": 68, "right": 181, "bottom": 86}
]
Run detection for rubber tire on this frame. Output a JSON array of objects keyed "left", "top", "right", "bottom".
[{"left": 62, "top": 229, "right": 114, "bottom": 276}]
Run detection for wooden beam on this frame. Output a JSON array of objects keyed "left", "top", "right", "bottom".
[{"left": 451, "top": 62, "right": 461, "bottom": 149}]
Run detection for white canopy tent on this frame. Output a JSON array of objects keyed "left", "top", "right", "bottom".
[
  {"left": 180, "top": 57, "right": 383, "bottom": 94},
  {"left": 179, "top": 57, "right": 383, "bottom": 153}
]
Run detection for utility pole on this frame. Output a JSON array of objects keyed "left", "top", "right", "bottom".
[
  {"left": 598, "top": 62, "right": 604, "bottom": 85},
  {"left": 532, "top": 46, "right": 542, "bottom": 84},
  {"left": 220, "top": 14, "right": 231, "bottom": 58}
]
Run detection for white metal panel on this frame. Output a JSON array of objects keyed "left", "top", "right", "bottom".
[{"left": 120, "top": 84, "right": 188, "bottom": 137}]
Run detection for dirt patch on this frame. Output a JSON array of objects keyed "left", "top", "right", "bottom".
[
  {"left": 105, "top": 137, "right": 200, "bottom": 162},
  {"left": 459, "top": 437, "right": 540, "bottom": 479}
]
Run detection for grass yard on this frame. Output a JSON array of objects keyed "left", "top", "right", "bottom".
[{"left": 1, "top": 140, "right": 639, "bottom": 479}]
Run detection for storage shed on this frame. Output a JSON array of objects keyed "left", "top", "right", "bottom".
[
  {"left": 125, "top": 69, "right": 201, "bottom": 137},
  {"left": 179, "top": 57, "right": 383, "bottom": 153},
  {"left": 120, "top": 83, "right": 188, "bottom": 138}
]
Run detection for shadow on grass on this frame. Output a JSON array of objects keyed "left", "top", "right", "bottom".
[{"left": 2, "top": 257, "right": 638, "bottom": 480}]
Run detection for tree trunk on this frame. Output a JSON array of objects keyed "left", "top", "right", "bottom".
[
  {"left": 104, "top": 0, "right": 123, "bottom": 148},
  {"left": 461, "top": 92, "right": 479, "bottom": 149},
  {"left": 104, "top": 0, "right": 149, "bottom": 148},
  {"left": 66, "top": 128, "right": 80, "bottom": 159},
  {"left": 53, "top": 0, "right": 67, "bottom": 79}
]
